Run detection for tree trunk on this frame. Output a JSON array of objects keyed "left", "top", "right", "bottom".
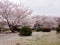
[{"left": 6, "top": 19, "right": 15, "bottom": 33}]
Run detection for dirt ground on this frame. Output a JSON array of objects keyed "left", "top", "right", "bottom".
[{"left": 0, "top": 30, "right": 60, "bottom": 45}]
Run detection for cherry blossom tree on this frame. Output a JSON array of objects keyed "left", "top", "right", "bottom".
[{"left": 0, "top": 0, "right": 32, "bottom": 32}]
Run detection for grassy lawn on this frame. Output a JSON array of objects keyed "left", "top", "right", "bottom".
[
  {"left": 0, "top": 30, "right": 60, "bottom": 45},
  {"left": 16, "top": 31, "right": 60, "bottom": 45}
]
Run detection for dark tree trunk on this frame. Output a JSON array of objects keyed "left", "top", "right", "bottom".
[
  {"left": 6, "top": 19, "right": 15, "bottom": 33},
  {"left": 6, "top": 19, "right": 20, "bottom": 33}
]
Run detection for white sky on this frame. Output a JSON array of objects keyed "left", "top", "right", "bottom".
[{"left": 9, "top": 0, "right": 60, "bottom": 17}]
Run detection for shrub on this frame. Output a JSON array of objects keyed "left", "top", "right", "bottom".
[
  {"left": 56, "top": 28, "right": 60, "bottom": 33},
  {"left": 40, "top": 27, "right": 51, "bottom": 32},
  {"left": 56, "top": 24, "right": 60, "bottom": 33},
  {"left": 0, "top": 29, "right": 1, "bottom": 33},
  {"left": 19, "top": 26, "right": 32, "bottom": 36}
]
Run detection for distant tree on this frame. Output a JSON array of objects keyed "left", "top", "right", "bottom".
[
  {"left": 32, "top": 15, "right": 57, "bottom": 30},
  {"left": 0, "top": 0, "right": 32, "bottom": 32},
  {"left": 34, "top": 21, "right": 42, "bottom": 31},
  {"left": 56, "top": 23, "right": 60, "bottom": 33}
]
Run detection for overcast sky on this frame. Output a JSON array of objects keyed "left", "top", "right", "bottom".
[{"left": 10, "top": 0, "right": 60, "bottom": 17}]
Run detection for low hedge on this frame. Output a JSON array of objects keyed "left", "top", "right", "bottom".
[
  {"left": 40, "top": 27, "right": 51, "bottom": 32},
  {"left": 40, "top": 28, "right": 51, "bottom": 32}
]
